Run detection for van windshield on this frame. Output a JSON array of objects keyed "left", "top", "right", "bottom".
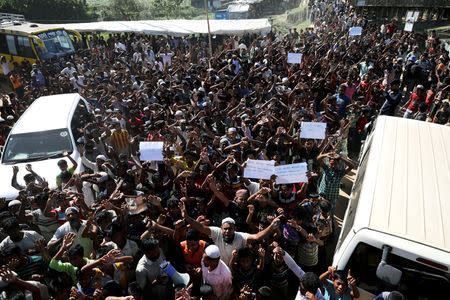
[{"left": 2, "top": 129, "right": 72, "bottom": 164}]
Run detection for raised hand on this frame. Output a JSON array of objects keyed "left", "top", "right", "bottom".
[
  {"left": 347, "top": 269, "right": 356, "bottom": 286},
  {"left": 0, "top": 266, "right": 17, "bottom": 283},
  {"left": 62, "top": 232, "right": 77, "bottom": 250},
  {"left": 247, "top": 204, "right": 255, "bottom": 214}
]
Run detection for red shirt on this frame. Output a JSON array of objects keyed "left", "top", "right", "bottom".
[
  {"left": 426, "top": 90, "right": 435, "bottom": 111},
  {"left": 407, "top": 93, "right": 426, "bottom": 112}
]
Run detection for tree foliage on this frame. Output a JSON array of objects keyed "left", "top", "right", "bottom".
[{"left": 0, "top": 0, "right": 94, "bottom": 22}]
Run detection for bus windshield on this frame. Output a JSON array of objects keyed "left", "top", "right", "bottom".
[{"left": 34, "top": 29, "right": 75, "bottom": 59}]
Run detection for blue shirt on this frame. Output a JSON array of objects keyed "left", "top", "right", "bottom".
[
  {"left": 334, "top": 93, "right": 351, "bottom": 116},
  {"left": 323, "top": 279, "right": 353, "bottom": 300}
]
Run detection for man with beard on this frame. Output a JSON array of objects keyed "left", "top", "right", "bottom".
[
  {"left": 180, "top": 201, "right": 281, "bottom": 266},
  {"left": 47, "top": 206, "right": 96, "bottom": 257}
]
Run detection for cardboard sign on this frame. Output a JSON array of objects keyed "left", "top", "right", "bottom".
[
  {"left": 300, "top": 122, "right": 327, "bottom": 140},
  {"left": 275, "top": 163, "right": 308, "bottom": 184},
  {"left": 139, "top": 141, "right": 164, "bottom": 161},
  {"left": 287, "top": 53, "right": 303, "bottom": 64},
  {"left": 244, "top": 159, "right": 276, "bottom": 180},
  {"left": 349, "top": 27, "right": 362, "bottom": 36}
]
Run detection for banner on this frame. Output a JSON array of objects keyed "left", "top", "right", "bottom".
[
  {"left": 243, "top": 159, "right": 275, "bottom": 180},
  {"left": 349, "top": 27, "right": 362, "bottom": 36},
  {"left": 243, "top": 160, "right": 308, "bottom": 184}
]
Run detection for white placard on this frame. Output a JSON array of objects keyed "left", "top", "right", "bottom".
[
  {"left": 404, "top": 21, "right": 414, "bottom": 32},
  {"left": 287, "top": 53, "right": 303, "bottom": 64},
  {"left": 349, "top": 27, "right": 362, "bottom": 36},
  {"left": 243, "top": 159, "right": 275, "bottom": 180},
  {"left": 139, "top": 141, "right": 164, "bottom": 161},
  {"left": 413, "top": 11, "right": 420, "bottom": 22},
  {"left": 300, "top": 122, "right": 327, "bottom": 140},
  {"left": 275, "top": 163, "right": 308, "bottom": 184}
]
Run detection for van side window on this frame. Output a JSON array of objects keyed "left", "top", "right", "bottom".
[
  {"left": 347, "top": 242, "right": 450, "bottom": 299},
  {"left": 71, "top": 101, "right": 89, "bottom": 143},
  {"left": 337, "top": 143, "right": 371, "bottom": 249}
]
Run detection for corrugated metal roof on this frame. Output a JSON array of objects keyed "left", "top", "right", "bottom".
[{"left": 358, "top": 116, "right": 450, "bottom": 252}]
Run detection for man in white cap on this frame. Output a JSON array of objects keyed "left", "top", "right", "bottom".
[
  {"left": 180, "top": 202, "right": 280, "bottom": 266},
  {"left": 202, "top": 245, "right": 232, "bottom": 300},
  {"left": 48, "top": 206, "right": 95, "bottom": 257}
]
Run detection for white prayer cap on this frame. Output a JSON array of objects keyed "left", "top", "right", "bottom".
[{"left": 205, "top": 245, "right": 220, "bottom": 259}]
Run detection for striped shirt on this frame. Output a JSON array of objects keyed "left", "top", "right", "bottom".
[{"left": 110, "top": 129, "right": 130, "bottom": 149}]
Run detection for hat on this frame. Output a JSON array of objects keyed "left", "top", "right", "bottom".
[
  {"left": 228, "top": 127, "right": 237, "bottom": 133},
  {"left": 6, "top": 115, "right": 14, "bottom": 120},
  {"left": 198, "top": 87, "right": 205, "bottom": 92},
  {"left": 96, "top": 154, "right": 107, "bottom": 161},
  {"left": 8, "top": 200, "right": 21, "bottom": 208},
  {"left": 205, "top": 245, "right": 220, "bottom": 259},
  {"left": 65, "top": 206, "right": 79, "bottom": 215},
  {"left": 220, "top": 137, "right": 229, "bottom": 144},
  {"left": 408, "top": 55, "right": 416, "bottom": 62},
  {"left": 97, "top": 172, "right": 109, "bottom": 183},
  {"left": 175, "top": 110, "right": 184, "bottom": 116},
  {"left": 282, "top": 77, "right": 289, "bottom": 84},
  {"left": 143, "top": 107, "right": 150, "bottom": 111},
  {"left": 416, "top": 85, "right": 425, "bottom": 90},
  {"left": 221, "top": 217, "right": 235, "bottom": 225}
]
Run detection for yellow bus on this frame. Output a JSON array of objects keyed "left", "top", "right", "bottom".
[{"left": 0, "top": 13, "right": 80, "bottom": 69}]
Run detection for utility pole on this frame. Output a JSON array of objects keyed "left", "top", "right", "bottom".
[{"left": 204, "top": 0, "right": 213, "bottom": 67}]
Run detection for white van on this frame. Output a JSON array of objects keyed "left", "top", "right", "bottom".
[
  {"left": 0, "top": 93, "right": 90, "bottom": 200},
  {"left": 333, "top": 116, "right": 450, "bottom": 299}
]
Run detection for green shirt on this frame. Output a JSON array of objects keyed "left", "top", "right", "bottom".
[{"left": 49, "top": 257, "right": 94, "bottom": 282}]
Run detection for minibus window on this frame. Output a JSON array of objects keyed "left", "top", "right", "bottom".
[
  {"left": 346, "top": 242, "right": 449, "bottom": 299},
  {"left": 6, "top": 35, "right": 17, "bottom": 55}
]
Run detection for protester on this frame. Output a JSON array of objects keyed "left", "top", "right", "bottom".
[{"left": 0, "top": 0, "right": 448, "bottom": 299}]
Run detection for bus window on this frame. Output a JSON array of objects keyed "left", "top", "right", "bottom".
[
  {"left": 17, "top": 36, "right": 35, "bottom": 58},
  {"left": 346, "top": 242, "right": 450, "bottom": 299},
  {"left": 6, "top": 35, "right": 17, "bottom": 55},
  {"left": 0, "top": 34, "right": 8, "bottom": 54},
  {"left": 35, "top": 30, "right": 75, "bottom": 59}
]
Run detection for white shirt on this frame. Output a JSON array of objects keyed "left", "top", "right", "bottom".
[
  {"left": 159, "top": 52, "right": 174, "bottom": 67},
  {"left": 48, "top": 220, "right": 93, "bottom": 257},
  {"left": 61, "top": 66, "right": 76, "bottom": 78},
  {"left": 0, "top": 230, "right": 43, "bottom": 252},
  {"left": 209, "top": 226, "right": 248, "bottom": 266},
  {"left": 202, "top": 259, "right": 232, "bottom": 300},
  {"left": 70, "top": 75, "right": 85, "bottom": 93},
  {"left": 115, "top": 42, "right": 126, "bottom": 52},
  {"left": 283, "top": 252, "right": 325, "bottom": 300},
  {"left": 136, "top": 251, "right": 168, "bottom": 297}
]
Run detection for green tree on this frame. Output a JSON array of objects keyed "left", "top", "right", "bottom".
[{"left": 0, "top": 0, "right": 94, "bottom": 22}]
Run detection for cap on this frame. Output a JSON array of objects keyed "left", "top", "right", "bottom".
[
  {"left": 65, "top": 206, "right": 79, "bottom": 214},
  {"left": 282, "top": 77, "right": 289, "bottom": 84},
  {"left": 175, "top": 110, "right": 183, "bottom": 116},
  {"left": 228, "top": 127, "right": 237, "bottom": 133},
  {"left": 221, "top": 217, "right": 235, "bottom": 225},
  {"left": 8, "top": 200, "right": 21, "bottom": 208},
  {"left": 6, "top": 115, "right": 14, "bottom": 120},
  {"left": 220, "top": 137, "right": 229, "bottom": 144},
  {"left": 416, "top": 85, "right": 425, "bottom": 90},
  {"left": 96, "top": 154, "right": 107, "bottom": 161},
  {"left": 205, "top": 245, "right": 220, "bottom": 259},
  {"left": 143, "top": 107, "right": 150, "bottom": 111},
  {"left": 198, "top": 87, "right": 205, "bottom": 92},
  {"left": 408, "top": 55, "right": 416, "bottom": 62}
]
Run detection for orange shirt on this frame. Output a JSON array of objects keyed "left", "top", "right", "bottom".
[
  {"left": 10, "top": 75, "right": 22, "bottom": 89},
  {"left": 110, "top": 129, "right": 129, "bottom": 149},
  {"left": 180, "top": 240, "right": 206, "bottom": 267}
]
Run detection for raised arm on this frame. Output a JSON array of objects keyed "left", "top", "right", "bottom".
[{"left": 179, "top": 200, "right": 211, "bottom": 236}]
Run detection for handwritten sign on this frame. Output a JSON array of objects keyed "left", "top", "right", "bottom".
[
  {"left": 287, "top": 53, "right": 303, "bottom": 64},
  {"left": 139, "top": 141, "right": 164, "bottom": 161},
  {"left": 300, "top": 122, "right": 327, "bottom": 140},
  {"left": 275, "top": 163, "right": 308, "bottom": 184},
  {"left": 349, "top": 27, "right": 362, "bottom": 36},
  {"left": 244, "top": 159, "right": 275, "bottom": 180}
]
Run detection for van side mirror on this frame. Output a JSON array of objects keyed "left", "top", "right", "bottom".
[{"left": 376, "top": 245, "right": 402, "bottom": 286}]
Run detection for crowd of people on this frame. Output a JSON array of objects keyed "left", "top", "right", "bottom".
[{"left": 0, "top": 0, "right": 449, "bottom": 299}]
